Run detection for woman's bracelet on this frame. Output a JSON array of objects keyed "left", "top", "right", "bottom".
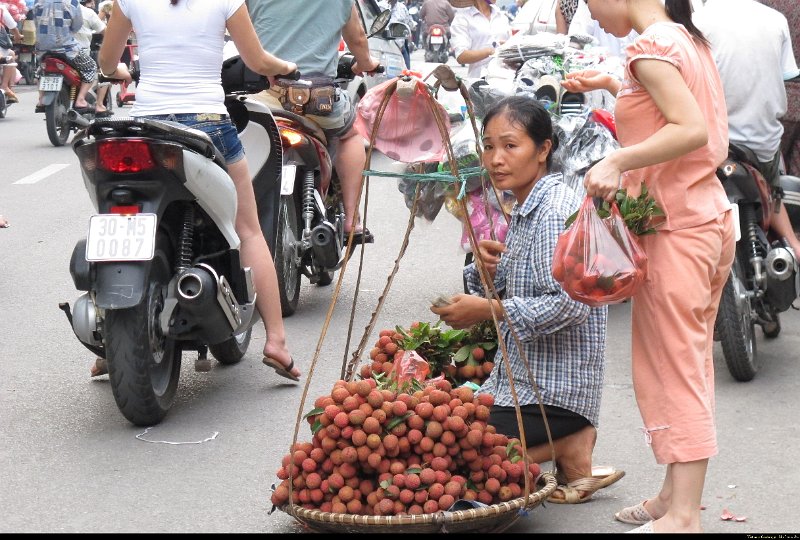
[{"left": 99, "top": 67, "right": 119, "bottom": 78}]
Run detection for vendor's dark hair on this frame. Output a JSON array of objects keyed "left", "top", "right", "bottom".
[
  {"left": 665, "top": 0, "right": 708, "bottom": 46},
  {"left": 482, "top": 96, "right": 559, "bottom": 170}
]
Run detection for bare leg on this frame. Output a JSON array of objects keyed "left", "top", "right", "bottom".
[
  {"left": 334, "top": 129, "right": 367, "bottom": 233},
  {"left": 226, "top": 159, "right": 300, "bottom": 379},
  {"left": 95, "top": 84, "right": 109, "bottom": 113},
  {"left": 0, "top": 214, "right": 8, "bottom": 228},
  {"left": 772, "top": 202, "right": 800, "bottom": 255},
  {"left": 74, "top": 81, "right": 94, "bottom": 108},
  {"left": 650, "top": 460, "right": 707, "bottom": 533}
]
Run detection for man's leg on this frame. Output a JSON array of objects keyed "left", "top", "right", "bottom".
[
  {"left": 334, "top": 128, "right": 369, "bottom": 234},
  {"left": 772, "top": 202, "right": 800, "bottom": 255}
]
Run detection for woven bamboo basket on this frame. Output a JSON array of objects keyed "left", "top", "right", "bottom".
[{"left": 279, "top": 473, "right": 556, "bottom": 534}]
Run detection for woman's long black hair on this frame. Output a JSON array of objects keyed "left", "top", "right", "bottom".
[{"left": 665, "top": 0, "right": 708, "bottom": 46}]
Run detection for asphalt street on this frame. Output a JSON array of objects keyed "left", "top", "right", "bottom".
[{"left": 1, "top": 49, "right": 799, "bottom": 534}]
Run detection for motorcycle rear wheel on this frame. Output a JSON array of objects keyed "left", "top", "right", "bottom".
[
  {"left": 275, "top": 194, "right": 301, "bottom": 316},
  {"left": 45, "top": 86, "right": 71, "bottom": 147},
  {"left": 715, "top": 263, "right": 760, "bottom": 382},
  {"left": 209, "top": 328, "right": 252, "bottom": 365},
  {"left": 105, "top": 246, "right": 182, "bottom": 425}
]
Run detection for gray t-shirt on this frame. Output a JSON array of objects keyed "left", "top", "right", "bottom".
[{"left": 247, "top": 0, "right": 353, "bottom": 78}]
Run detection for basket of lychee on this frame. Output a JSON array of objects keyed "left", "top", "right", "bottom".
[
  {"left": 360, "top": 320, "right": 499, "bottom": 388},
  {"left": 271, "top": 377, "right": 557, "bottom": 533}
]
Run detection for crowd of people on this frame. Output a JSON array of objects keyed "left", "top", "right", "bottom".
[{"left": 1, "top": 0, "right": 799, "bottom": 533}]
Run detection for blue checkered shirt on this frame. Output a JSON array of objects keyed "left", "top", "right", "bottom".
[
  {"left": 34, "top": 0, "right": 83, "bottom": 55},
  {"left": 466, "top": 173, "right": 608, "bottom": 426}
]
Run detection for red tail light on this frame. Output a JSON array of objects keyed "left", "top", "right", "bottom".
[
  {"left": 98, "top": 140, "right": 156, "bottom": 173},
  {"left": 432, "top": 27, "right": 443, "bottom": 36},
  {"left": 338, "top": 39, "right": 346, "bottom": 52},
  {"left": 279, "top": 127, "right": 305, "bottom": 147},
  {"left": 110, "top": 205, "right": 141, "bottom": 215},
  {"left": 511, "top": 28, "right": 520, "bottom": 36}
]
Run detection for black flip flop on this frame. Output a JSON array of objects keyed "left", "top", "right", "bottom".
[
  {"left": 95, "top": 110, "right": 113, "bottom": 118},
  {"left": 344, "top": 228, "right": 374, "bottom": 246},
  {"left": 262, "top": 356, "right": 300, "bottom": 382},
  {"left": 35, "top": 104, "right": 46, "bottom": 113}
]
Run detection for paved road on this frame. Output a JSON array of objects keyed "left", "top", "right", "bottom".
[{"left": 1, "top": 50, "right": 799, "bottom": 533}]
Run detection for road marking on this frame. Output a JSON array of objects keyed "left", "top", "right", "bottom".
[{"left": 14, "top": 164, "right": 71, "bottom": 185}]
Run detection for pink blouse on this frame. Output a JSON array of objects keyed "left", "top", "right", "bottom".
[{"left": 616, "top": 23, "right": 730, "bottom": 231}]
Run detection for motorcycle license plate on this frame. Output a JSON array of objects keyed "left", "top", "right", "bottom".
[
  {"left": 18, "top": 52, "right": 32, "bottom": 62},
  {"left": 430, "top": 36, "right": 444, "bottom": 44},
  {"left": 39, "top": 76, "right": 63, "bottom": 92},
  {"left": 281, "top": 164, "right": 296, "bottom": 195},
  {"left": 85, "top": 214, "right": 157, "bottom": 262}
]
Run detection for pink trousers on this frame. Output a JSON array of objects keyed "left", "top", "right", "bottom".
[{"left": 630, "top": 211, "right": 735, "bottom": 464}]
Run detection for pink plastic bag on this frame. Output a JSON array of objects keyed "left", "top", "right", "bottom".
[
  {"left": 354, "top": 76, "right": 450, "bottom": 163},
  {"left": 460, "top": 189, "right": 509, "bottom": 252}
]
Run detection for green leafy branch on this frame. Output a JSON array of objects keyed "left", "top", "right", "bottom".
[{"left": 565, "top": 184, "right": 665, "bottom": 236}]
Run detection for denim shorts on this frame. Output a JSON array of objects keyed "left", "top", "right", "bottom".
[{"left": 142, "top": 113, "right": 245, "bottom": 164}]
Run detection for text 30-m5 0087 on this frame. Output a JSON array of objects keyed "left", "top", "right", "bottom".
[{"left": 85, "top": 214, "right": 157, "bottom": 262}]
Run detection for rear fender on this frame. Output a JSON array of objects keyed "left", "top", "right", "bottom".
[
  {"left": 42, "top": 91, "right": 60, "bottom": 107},
  {"left": 93, "top": 261, "right": 151, "bottom": 310}
]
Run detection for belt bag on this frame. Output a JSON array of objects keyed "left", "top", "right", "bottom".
[{"left": 275, "top": 77, "right": 337, "bottom": 116}]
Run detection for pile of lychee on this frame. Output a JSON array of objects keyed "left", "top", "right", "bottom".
[{"left": 271, "top": 378, "right": 542, "bottom": 516}]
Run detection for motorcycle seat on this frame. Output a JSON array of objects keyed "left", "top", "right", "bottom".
[
  {"left": 40, "top": 51, "right": 77, "bottom": 67},
  {"left": 269, "top": 107, "right": 327, "bottom": 146}
]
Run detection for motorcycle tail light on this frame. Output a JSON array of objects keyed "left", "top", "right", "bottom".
[
  {"left": 338, "top": 39, "right": 346, "bottom": 52},
  {"left": 280, "top": 127, "right": 305, "bottom": 147},
  {"left": 98, "top": 139, "right": 156, "bottom": 173},
  {"left": 110, "top": 205, "right": 141, "bottom": 215},
  {"left": 432, "top": 28, "right": 443, "bottom": 36}
]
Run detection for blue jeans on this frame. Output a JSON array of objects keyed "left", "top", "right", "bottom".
[{"left": 142, "top": 113, "right": 245, "bottom": 164}]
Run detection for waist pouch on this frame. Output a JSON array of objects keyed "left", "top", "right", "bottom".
[{"left": 271, "top": 76, "right": 337, "bottom": 116}]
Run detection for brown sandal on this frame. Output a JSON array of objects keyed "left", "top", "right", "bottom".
[{"left": 90, "top": 357, "right": 108, "bottom": 378}]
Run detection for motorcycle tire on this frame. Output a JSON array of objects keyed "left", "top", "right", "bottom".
[
  {"left": 715, "top": 262, "right": 760, "bottom": 382},
  {"left": 209, "top": 328, "right": 252, "bottom": 365},
  {"left": 45, "top": 86, "right": 71, "bottom": 147},
  {"left": 104, "top": 244, "right": 182, "bottom": 425},
  {"left": 424, "top": 50, "right": 436, "bottom": 63},
  {"left": 275, "top": 194, "right": 302, "bottom": 316}
]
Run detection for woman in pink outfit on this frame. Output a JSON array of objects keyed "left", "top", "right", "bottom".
[{"left": 562, "top": 0, "right": 735, "bottom": 533}]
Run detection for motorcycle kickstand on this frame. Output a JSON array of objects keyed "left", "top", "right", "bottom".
[{"left": 195, "top": 345, "right": 212, "bottom": 373}]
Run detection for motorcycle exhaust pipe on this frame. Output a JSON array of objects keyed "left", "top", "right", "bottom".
[
  {"left": 311, "top": 221, "right": 340, "bottom": 269},
  {"left": 67, "top": 108, "right": 91, "bottom": 128},
  {"left": 765, "top": 247, "right": 797, "bottom": 281},
  {"left": 177, "top": 267, "right": 217, "bottom": 306}
]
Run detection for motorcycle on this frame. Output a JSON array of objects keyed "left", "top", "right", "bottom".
[
  {"left": 221, "top": 10, "right": 392, "bottom": 317},
  {"left": 60, "top": 69, "right": 289, "bottom": 425},
  {"left": 713, "top": 143, "right": 800, "bottom": 381},
  {"left": 0, "top": 55, "right": 15, "bottom": 118},
  {"left": 12, "top": 42, "right": 37, "bottom": 85},
  {"left": 424, "top": 24, "right": 449, "bottom": 64},
  {"left": 37, "top": 51, "right": 111, "bottom": 147}
]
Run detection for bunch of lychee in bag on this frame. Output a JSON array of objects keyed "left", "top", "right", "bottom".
[
  {"left": 552, "top": 187, "right": 663, "bottom": 308},
  {"left": 270, "top": 372, "right": 542, "bottom": 516}
]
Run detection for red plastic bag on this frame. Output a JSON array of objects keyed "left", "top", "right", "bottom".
[{"left": 552, "top": 197, "right": 647, "bottom": 307}]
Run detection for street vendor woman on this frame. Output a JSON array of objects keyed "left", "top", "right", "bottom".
[{"left": 431, "top": 96, "right": 623, "bottom": 504}]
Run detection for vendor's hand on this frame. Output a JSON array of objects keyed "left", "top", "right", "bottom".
[
  {"left": 562, "top": 69, "right": 613, "bottom": 94},
  {"left": 430, "top": 294, "right": 493, "bottom": 330},
  {"left": 352, "top": 55, "right": 380, "bottom": 76},
  {"left": 473, "top": 239, "right": 506, "bottom": 282},
  {"left": 584, "top": 153, "right": 623, "bottom": 203}
]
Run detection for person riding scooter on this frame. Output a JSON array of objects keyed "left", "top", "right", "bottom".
[
  {"left": 0, "top": 3, "right": 23, "bottom": 104},
  {"left": 247, "top": 0, "right": 381, "bottom": 246}
]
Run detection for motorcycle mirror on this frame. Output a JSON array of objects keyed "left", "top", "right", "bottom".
[
  {"left": 386, "top": 22, "right": 410, "bottom": 39},
  {"left": 369, "top": 9, "right": 392, "bottom": 38}
]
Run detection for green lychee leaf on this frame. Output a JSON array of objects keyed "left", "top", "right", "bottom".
[
  {"left": 453, "top": 345, "right": 471, "bottom": 363},
  {"left": 406, "top": 467, "right": 422, "bottom": 475},
  {"left": 303, "top": 407, "right": 325, "bottom": 420},
  {"left": 385, "top": 413, "right": 412, "bottom": 432},
  {"left": 510, "top": 455, "right": 523, "bottom": 463},
  {"left": 310, "top": 419, "right": 323, "bottom": 435},
  {"left": 380, "top": 479, "right": 392, "bottom": 489}
]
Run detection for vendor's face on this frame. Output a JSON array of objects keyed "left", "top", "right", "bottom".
[{"left": 482, "top": 113, "right": 551, "bottom": 203}]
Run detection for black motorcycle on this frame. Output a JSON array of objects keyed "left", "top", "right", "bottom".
[{"left": 714, "top": 143, "right": 800, "bottom": 381}]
